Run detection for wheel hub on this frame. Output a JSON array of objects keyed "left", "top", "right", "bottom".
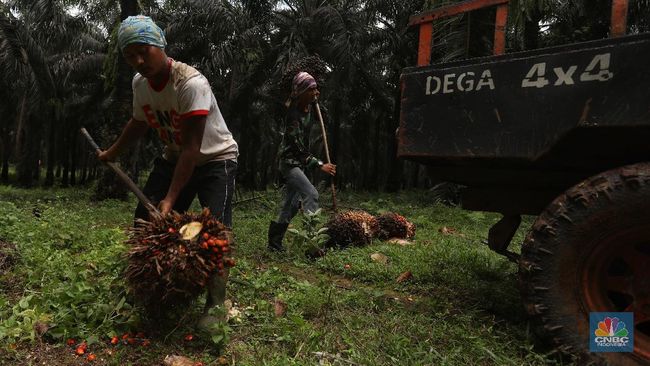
[{"left": 582, "top": 235, "right": 650, "bottom": 360}]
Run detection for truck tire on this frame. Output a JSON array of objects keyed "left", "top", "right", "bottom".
[{"left": 520, "top": 162, "right": 650, "bottom": 365}]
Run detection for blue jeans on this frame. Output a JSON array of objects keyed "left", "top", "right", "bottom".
[
  {"left": 276, "top": 166, "right": 319, "bottom": 224},
  {"left": 135, "top": 157, "right": 237, "bottom": 227}
]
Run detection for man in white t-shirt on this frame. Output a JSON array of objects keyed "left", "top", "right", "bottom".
[{"left": 98, "top": 15, "right": 237, "bottom": 330}]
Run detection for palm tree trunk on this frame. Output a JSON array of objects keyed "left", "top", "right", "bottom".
[
  {"left": 0, "top": 121, "right": 11, "bottom": 183},
  {"left": 385, "top": 85, "right": 403, "bottom": 192},
  {"left": 94, "top": 0, "right": 139, "bottom": 201},
  {"left": 523, "top": 8, "right": 541, "bottom": 50},
  {"left": 329, "top": 96, "right": 341, "bottom": 183},
  {"left": 44, "top": 112, "right": 56, "bottom": 186},
  {"left": 61, "top": 127, "right": 69, "bottom": 188},
  {"left": 15, "top": 93, "right": 37, "bottom": 187},
  {"left": 372, "top": 113, "right": 381, "bottom": 190},
  {"left": 70, "top": 129, "right": 78, "bottom": 186}
]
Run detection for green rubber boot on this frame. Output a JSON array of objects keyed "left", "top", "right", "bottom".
[{"left": 197, "top": 270, "right": 228, "bottom": 331}]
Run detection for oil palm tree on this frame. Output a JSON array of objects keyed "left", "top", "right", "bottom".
[
  {"left": 510, "top": 0, "right": 650, "bottom": 51},
  {"left": 162, "top": 0, "right": 277, "bottom": 189},
  {"left": 0, "top": 0, "right": 109, "bottom": 187}
]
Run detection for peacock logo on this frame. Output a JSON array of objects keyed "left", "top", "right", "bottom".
[
  {"left": 590, "top": 312, "right": 634, "bottom": 352},
  {"left": 594, "top": 317, "right": 628, "bottom": 337}
]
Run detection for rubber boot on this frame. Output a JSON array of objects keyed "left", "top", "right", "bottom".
[
  {"left": 197, "top": 270, "right": 228, "bottom": 331},
  {"left": 267, "top": 221, "right": 289, "bottom": 252}
]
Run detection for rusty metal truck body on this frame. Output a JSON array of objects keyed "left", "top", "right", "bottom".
[
  {"left": 398, "top": 1, "right": 650, "bottom": 364},
  {"left": 399, "top": 33, "right": 650, "bottom": 215}
]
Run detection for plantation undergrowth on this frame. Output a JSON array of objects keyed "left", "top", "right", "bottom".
[{"left": 0, "top": 185, "right": 570, "bottom": 365}]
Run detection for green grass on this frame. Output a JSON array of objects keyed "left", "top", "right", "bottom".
[{"left": 0, "top": 185, "right": 566, "bottom": 365}]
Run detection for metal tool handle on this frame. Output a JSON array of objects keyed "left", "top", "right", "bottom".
[{"left": 80, "top": 127, "right": 160, "bottom": 215}]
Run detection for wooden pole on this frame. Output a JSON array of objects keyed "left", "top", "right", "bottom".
[
  {"left": 313, "top": 102, "right": 338, "bottom": 212},
  {"left": 80, "top": 128, "right": 160, "bottom": 216}
]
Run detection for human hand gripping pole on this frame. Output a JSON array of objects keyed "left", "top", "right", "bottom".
[
  {"left": 80, "top": 127, "right": 161, "bottom": 217},
  {"left": 314, "top": 101, "right": 338, "bottom": 212}
]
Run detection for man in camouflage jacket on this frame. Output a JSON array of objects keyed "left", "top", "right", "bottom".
[{"left": 267, "top": 72, "right": 336, "bottom": 251}]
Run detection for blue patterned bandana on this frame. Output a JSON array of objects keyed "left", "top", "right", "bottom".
[{"left": 118, "top": 15, "right": 167, "bottom": 51}]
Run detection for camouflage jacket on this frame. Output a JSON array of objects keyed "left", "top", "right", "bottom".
[{"left": 278, "top": 105, "right": 321, "bottom": 170}]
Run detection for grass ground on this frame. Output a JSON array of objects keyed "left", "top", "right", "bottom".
[{"left": 0, "top": 185, "right": 570, "bottom": 365}]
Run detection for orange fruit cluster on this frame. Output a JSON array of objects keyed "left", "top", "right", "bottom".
[{"left": 198, "top": 232, "right": 234, "bottom": 276}]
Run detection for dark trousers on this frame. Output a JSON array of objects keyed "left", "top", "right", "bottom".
[{"left": 135, "top": 157, "right": 237, "bottom": 227}]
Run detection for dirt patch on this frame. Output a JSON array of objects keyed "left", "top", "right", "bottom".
[
  {"left": 0, "top": 340, "right": 213, "bottom": 366},
  {"left": 1, "top": 342, "right": 92, "bottom": 366},
  {"left": 0, "top": 240, "right": 17, "bottom": 271},
  {"left": 0, "top": 240, "right": 23, "bottom": 302}
]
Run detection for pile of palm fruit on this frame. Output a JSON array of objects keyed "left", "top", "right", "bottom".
[
  {"left": 325, "top": 210, "right": 379, "bottom": 248},
  {"left": 376, "top": 212, "right": 416, "bottom": 240},
  {"left": 124, "top": 208, "right": 234, "bottom": 314},
  {"left": 325, "top": 210, "right": 415, "bottom": 248}
]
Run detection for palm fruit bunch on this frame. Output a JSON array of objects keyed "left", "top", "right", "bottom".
[
  {"left": 124, "top": 208, "right": 234, "bottom": 315},
  {"left": 325, "top": 210, "right": 379, "bottom": 248},
  {"left": 376, "top": 212, "right": 416, "bottom": 240}
]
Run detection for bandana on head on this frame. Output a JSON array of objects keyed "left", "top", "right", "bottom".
[
  {"left": 290, "top": 72, "right": 317, "bottom": 98},
  {"left": 118, "top": 15, "right": 167, "bottom": 51}
]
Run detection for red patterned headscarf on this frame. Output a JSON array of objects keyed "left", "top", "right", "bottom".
[{"left": 290, "top": 72, "right": 317, "bottom": 98}]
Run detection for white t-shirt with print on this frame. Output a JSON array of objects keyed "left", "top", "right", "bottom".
[{"left": 132, "top": 59, "right": 238, "bottom": 166}]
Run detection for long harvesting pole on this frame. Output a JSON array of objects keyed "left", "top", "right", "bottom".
[
  {"left": 80, "top": 127, "right": 160, "bottom": 216},
  {"left": 314, "top": 102, "right": 338, "bottom": 212}
]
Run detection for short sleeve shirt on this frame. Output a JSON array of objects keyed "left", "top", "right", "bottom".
[{"left": 132, "top": 59, "right": 238, "bottom": 165}]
